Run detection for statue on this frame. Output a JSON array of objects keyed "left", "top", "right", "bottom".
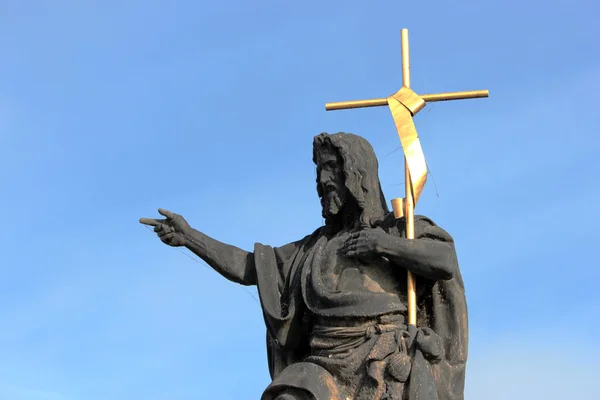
[
  {"left": 140, "top": 26, "right": 488, "bottom": 399},
  {"left": 140, "top": 132, "right": 468, "bottom": 400}
]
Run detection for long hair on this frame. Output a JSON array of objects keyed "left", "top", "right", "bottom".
[{"left": 313, "top": 132, "right": 389, "bottom": 229}]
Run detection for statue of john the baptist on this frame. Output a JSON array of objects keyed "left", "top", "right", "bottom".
[{"left": 140, "top": 132, "right": 468, "bottom": 400}]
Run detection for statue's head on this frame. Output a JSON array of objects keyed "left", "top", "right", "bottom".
[{"left": 313, "top": 132, "right": 389, "bottom": 229}]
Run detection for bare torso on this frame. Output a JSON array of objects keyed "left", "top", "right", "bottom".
[{"left": 319, "top": 229, "right": 408, "bottom": 311}]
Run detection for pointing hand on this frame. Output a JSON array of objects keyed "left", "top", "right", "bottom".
[{"left": 139, "top": 208, "right": 191, "bottom": 247}]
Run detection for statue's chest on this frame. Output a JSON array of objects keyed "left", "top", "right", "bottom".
[{"left": 320, "top": 232, "right": 403, "bottom": 294}]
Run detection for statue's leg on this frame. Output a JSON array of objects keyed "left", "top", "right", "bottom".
[{"left": 263, "top": 362, "right": 337, "bottom": 400}]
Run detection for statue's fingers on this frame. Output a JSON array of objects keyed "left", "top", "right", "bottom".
[
  {"left": 354, "top": 239, "right": 367, "bottom": 247},
  {"left": 154, "top": 224, "right": 164, "bottom": 233},
  {"left": 158, "top": 228, "right": 173, "bottom": 238},
  {"left": 346, "top": 238, "right": 358, "bottom": 246},
  {"left": 139, "top": 218, "right": 160, "bottom": 226},
  {"left": 160, "top": 232, "right": 174, "bottom": 243},
  {"left": 158, "top": 208, "right": 175, "bottom": 219}
]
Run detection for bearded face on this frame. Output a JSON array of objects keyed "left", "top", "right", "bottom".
[{"left": 316, "top": 146, "right": 347, "bottom": 219}]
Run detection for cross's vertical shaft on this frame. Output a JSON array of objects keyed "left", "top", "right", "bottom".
[
  {"left": 401, "top": 29, "right": 411, "bottom": 87},
  {"left": 324, "top": 27, "right": 488, "bottom": 330},
  {"left": 400, "top": 29, "right": 417, "bottom": 327}
]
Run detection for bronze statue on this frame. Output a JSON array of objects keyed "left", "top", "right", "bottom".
[{"left": 140, "top": 132, "right": 468, "bottom": 400}]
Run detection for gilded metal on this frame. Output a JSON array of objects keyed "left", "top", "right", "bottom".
[
  {"left": 391, "top": 198, "right": 404, "bottom": 218},
  {"left": 401, "top": 29, "right": 411, "bottom": 88},
  {"left": 324, "top": 28, "right": 488, "bottom": 329},
  {"left": 324, "top": 90, "right": 489, "bottom": 111},
  {"left": 404, "top": 154, "right": 417, "bottom": 325},
  {"left": 387, "top": 95, "right": 427, "bottom": 206},
  {"left": 400, "top": 29, "right": 418, "bottom": 327},
  {"left": 420, "top": 90, "right": 489, "bottom": 102},
  {"left": 391, "top": 86, "right": 425, "bottom": 115}
]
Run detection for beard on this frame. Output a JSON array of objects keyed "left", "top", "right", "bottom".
[{"left": 321, "top": 189, "right": 345, "bottom": 218}]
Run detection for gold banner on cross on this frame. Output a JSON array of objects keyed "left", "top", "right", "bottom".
[{"left": 387, "top": 86, "right": 427, "bottom": 205}]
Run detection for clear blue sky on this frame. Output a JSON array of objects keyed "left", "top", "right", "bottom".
[{"left": 1, "top": 1, "right": 599, "bottom": 399}]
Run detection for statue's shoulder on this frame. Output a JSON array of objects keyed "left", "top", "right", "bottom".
[
  {"left": 379, "top": 213, "right": 454, "bottom": 241},
  {"left": 378, "top": 212, "right": 438, "bottom": 229},
  {"left": 415, "top": 214, "right": 438, "bottom": 226}
]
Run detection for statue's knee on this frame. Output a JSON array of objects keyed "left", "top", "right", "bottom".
[
  {"left": 274, "top": 388, "right": 311, "bottom": 400},
  {"left": 274, "top": 394, "right": 295, "bottom": 400}
]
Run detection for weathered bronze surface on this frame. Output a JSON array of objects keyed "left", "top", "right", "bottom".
[{"left": 140, "top": 132, "right": 468, "bottom": 399}]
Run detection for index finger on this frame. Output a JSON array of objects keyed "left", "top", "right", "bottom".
[{"left": 139, "top": 217, "right": 161, "bottom": 226}]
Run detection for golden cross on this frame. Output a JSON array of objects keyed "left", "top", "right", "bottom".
[{"left": 325, "top": 29, "right": 488, "bottom": 328}]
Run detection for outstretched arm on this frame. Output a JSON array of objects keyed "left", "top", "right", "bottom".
[
  {"left": 140, "top": 209, "right": 257, "bottom": 286},
  {"left": 184, "top": 228, "right": 257, "bottom": 286}
]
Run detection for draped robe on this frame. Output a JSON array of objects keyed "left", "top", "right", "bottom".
[{"left": 254, "top": 214, "right": 468, "bottom": 400}]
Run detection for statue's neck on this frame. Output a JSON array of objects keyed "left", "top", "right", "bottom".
[{"left": 328, "top": 204, "right": 362, "bottom": 234}]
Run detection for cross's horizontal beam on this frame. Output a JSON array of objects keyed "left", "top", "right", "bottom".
[{"left": 325, "top": 89, "right": 489, "bottom": 111}]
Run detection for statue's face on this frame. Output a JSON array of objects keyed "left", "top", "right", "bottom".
[{"left": 316, "top": 146, "right": 347, "bottom": 218}]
